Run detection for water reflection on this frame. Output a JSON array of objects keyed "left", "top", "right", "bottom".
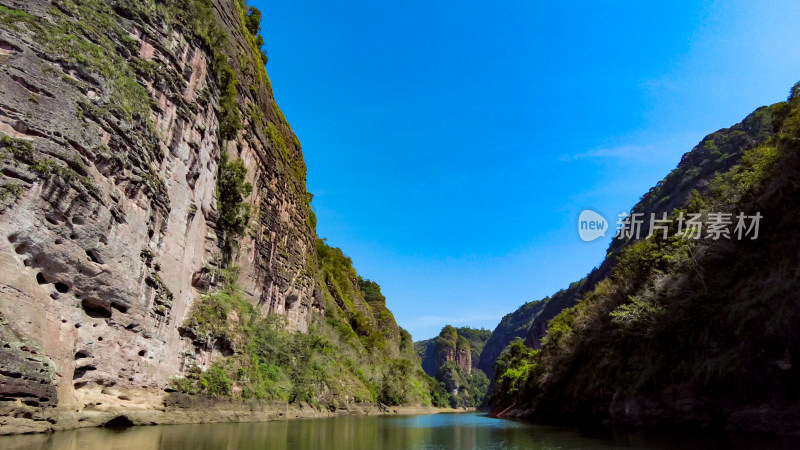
[{"left": 1, "top": 413, "right": 797, "bottom": 449}]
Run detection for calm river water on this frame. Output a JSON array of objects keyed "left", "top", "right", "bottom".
[{"left": 1, "top": 412, "right": 797, "bottom": 449}]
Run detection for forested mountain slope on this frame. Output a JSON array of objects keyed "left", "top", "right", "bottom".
[{"left": 490, "top": 84, "right": 800, "bottom": 434}]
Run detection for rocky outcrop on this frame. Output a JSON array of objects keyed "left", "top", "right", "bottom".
[
  {"left": 431, "top": 326, "right": 471, "bottom": 376},
  {"left": 0, "top": 0, "right": 318, "bottom": 433},
  {"left": 416, "top": 325, "right": 492, "bottom": 379},
  {"left": 436, "top": 342, "right": 471, "bottom": 376}
]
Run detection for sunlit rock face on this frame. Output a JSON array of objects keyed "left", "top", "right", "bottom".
[
  {"left": 0, "top": 0, "right": 318, "bottom": 431},
  {"left": 432, "top": 327, "right": 472, "bottom": 376}
]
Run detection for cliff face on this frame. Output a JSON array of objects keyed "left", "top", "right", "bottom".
[
  {"left": 0, "top": 0, "right": 318, "bottom": 432},
  {"left": 415, "top": 326, "right": 489, "bottom": 377},
  {"left": 437, "top": 339, "right": 471, "bottom": 376},
  {"left": 414, "top": 326, "right": 491, "bottom": 407}
]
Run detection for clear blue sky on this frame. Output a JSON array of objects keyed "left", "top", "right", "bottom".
[{"left": 252, "top": 0, "right": 800, "bottom": 340}]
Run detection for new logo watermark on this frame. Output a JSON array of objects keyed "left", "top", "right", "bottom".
[
  {"left": 578, "top": 209, "right": 763, "bottom": 242},
  {"left": 578, "top": 210, "right": 608, "bottom": 242}
]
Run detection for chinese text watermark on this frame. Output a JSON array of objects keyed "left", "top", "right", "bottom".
[{"left": 579, "top": 210, "right": 762, "bottom": 242}]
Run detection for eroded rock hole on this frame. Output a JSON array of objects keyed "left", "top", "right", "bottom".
[
  {"left": 54, "top": 282, "right": 69, "bottom": 293},
  {"left": 36, "top": 273, "right": 46, "bottom": 284},
  {"left": 110, "top": 302, "right": 128, "bottom": 314},
  {"left": 138, "top": 350, "right": 146, "bottom": 357},
  {"left": 74, "top": 351, "right": 88, "bottom": 359},
  {"left": 72, "top": 216, "right": 85, "bottom": 225},
  {"left": 72, "top": 365, "right": 96, "bottom": 379},
  {"left": 86, "top": 249, "right": 100, "bottom": 263},
  {"left": 14, "top": 243, "right": 28, "bottom": 255},
  {"left": 285, "top": 294, "right": 299, "bottom": 311},
  {"left": 104, "top": 415, "right": 134, "bottom": 428},
  {"left": 81, "top": 299, "right": 111, "bottom": 319}
]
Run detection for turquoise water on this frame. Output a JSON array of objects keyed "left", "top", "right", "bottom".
[{"left": 1, "top": 412, "right": 797, "bottom": 449}]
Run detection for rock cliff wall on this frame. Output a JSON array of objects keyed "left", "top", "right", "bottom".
[{"left": 0, "top": 0, "right": 318, "bottom": 432}]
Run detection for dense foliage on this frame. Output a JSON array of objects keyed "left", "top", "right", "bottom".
[
  {"left": 176, "top": 240, "right": 444, "bottom": 408},
  {"left": 216, "top": 153, "right": 253, "bottom": 260},
  {"left": 478, "top": 299, "right": 544, "bottom": 378},
  {"left": 490, "top": 85, "right": 800, "bottom": 432}
]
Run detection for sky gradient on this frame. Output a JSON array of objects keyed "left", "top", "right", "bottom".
[{"left": 253, "top": 0, "right": 800, "bottom": 340}]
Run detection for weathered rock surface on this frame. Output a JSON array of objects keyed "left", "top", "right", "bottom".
[{"left": 0, "top": 0, "right": 318, "bottom": 434}]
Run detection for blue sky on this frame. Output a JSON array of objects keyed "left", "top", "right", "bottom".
[{"left": 252, "top": 0, "right": 800, "bottom": 340}]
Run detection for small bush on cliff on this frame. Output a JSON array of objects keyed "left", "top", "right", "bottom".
[
  {"left": 217, "top": 66, "right": 242, "bottom": 141},
  {"left": 245, "top": 6, "right": 261, "bottom": 35},
  {"left": 217, "top": 153, "right": 253, "bottom": 261},
  {"left": 187, "top": 267, "right": 255, "bottom": 341},
  {"left": 359, "top": 277, "right": 386, "bottom": 304},
  {"left": 242, "top": 4, "right": 268, "bottom": 65},
  {"left": 201, "top": 365, "right": 232, "bottom": 397},
  {"left": 170, "top": 363, "right": 231, "bottom": 397}
]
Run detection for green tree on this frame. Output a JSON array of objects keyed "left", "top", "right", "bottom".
[{"left": 245, "top": 6, "right": 262, "bottom": 35}]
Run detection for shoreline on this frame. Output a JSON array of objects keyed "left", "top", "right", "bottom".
[{"left": 0, "top": 394, "right": 457, "bottom": 436}]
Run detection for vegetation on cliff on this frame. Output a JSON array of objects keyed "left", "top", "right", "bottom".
[
  {"left": 501, "top": 104, "right": 783, "bottom": 358},
  {"left": 490, "top": 84, "right": 800, "bottom": 432},
  {"left": 477, "top": 299, "right": 544, "bottom": 379},
  {"left": 177, "top": 239, "right": 445, "bottom": 407},
  {"left": 216, "top": 153, "right": 253, "bottom": 261}
]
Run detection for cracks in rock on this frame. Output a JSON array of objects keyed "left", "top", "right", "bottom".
[
  {"left": 9, "top": 74, "right": 55, "bottom": 98},
  {"left": 0, "top": 320, "right": 58, "bottom": 407},
  {"left": 0, "top": 39, "right": 23, "bottom": 56}
]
